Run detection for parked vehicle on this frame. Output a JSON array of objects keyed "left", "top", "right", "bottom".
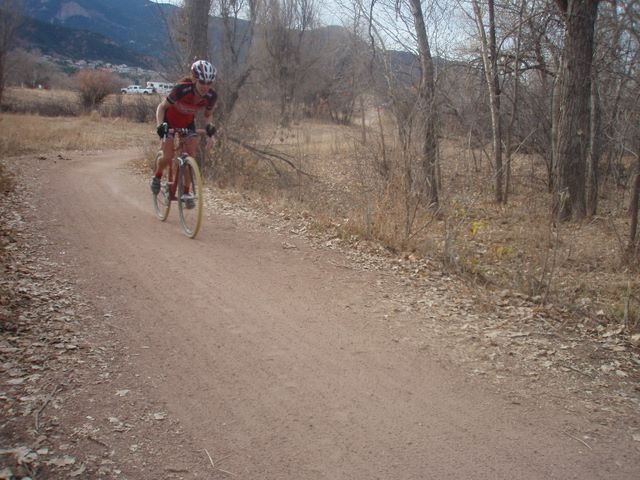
[
  {"left": 121, "top": 85, "right": 154, "bottom": 95},
  {"left": 147, "top": 81, "right": 174, "bottom": 95}
]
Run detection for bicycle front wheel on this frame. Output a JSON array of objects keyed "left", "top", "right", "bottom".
[
  {"left": 152, "top": 150, "right": 171, "bottom": 221},
  {"left": 176, "top": 155, "right": 203, "bottom": 238}
]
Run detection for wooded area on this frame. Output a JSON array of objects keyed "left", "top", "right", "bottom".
[{"left": 163, "top": 0, "right": 639, "bottom": 242}]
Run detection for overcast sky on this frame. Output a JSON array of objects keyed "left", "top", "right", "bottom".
[
  {"left": 148, "top": 0, "right": 468, "bottom": 56},
  {"left": 150, "top": 0, "right": 348, "bottom": 28}
]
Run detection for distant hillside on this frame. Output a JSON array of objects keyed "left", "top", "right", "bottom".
[
  {"left": 17, "top": 0, "right": 431, "bottom": 84},
  {"left": 16, "top": 15, "right": 153, "bottom": 67},
  {"left": 21, "top": 0, "right": 177, "bottom": 58}
]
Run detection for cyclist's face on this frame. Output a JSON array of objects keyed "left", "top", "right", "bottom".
[{"left": 195, "top": 79, "right": 212, "bottom": 95}]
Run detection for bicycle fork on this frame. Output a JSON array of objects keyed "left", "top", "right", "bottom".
[{"left": 168, "top": 154, "right": 193, "bottom": 201}]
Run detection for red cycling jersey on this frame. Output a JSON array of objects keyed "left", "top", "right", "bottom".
[{"left": 165, "top": 80, "right": 217, "bottom": 128}]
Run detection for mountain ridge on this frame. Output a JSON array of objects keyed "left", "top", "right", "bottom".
[
  {"left": 16, "top": 0, "right": 424, "bottom": 81},
  {"left": 16, "top": 15, "right": 155, "bottom": 67},
  {"left": 19, "top": 0, "right": 178, "bottom": 64}
]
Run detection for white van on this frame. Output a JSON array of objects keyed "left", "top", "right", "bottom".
[
  {"left": 121, "top": 85, "right": 153, "bottom": 94},
  {"left": 147, "top": 81, "right": 174, "bottom": 95}
]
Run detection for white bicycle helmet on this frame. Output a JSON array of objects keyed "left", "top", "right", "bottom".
[{"left": 191, "top": 60, "right": 216, "bottom": 83}]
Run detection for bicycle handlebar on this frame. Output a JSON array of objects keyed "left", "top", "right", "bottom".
[
  {"left": 160, "top": 128, "right": 214, "bottom": 144},
  {"left": 167, "top": 128, "right": 208, "bottom": 136}
]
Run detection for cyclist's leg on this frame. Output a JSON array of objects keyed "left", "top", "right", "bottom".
[
  {"left": 182, "top": 135, "right": 198, "bottom": 194},
  {"left": 151, "top": 138, "right": 174, "bottom": 194},
  {"left": 155, "top": 140, "right": 174, "bottom": 177}
]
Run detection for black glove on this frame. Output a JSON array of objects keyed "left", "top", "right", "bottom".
[
  {"left": 205, "top": 123, "right": 216, "bottom": 138},
  {"left": 156, "top": 122, "right": 168, "bottom": 138}
]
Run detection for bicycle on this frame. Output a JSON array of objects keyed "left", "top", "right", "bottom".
[{"left": 152, "top": 128, "right": 209, "bottom": 238}]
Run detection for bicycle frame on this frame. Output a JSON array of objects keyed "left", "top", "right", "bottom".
[
  {"left": 153, "top": 128, "right": 209, "bottom": 238},
  {"left": 166, "top": 149, "right": 189, "bottom": 202},
  {"left": 164, "top": 129, "right": 205, "bottom": 200}
]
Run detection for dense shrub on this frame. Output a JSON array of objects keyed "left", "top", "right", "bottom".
[
  {"left": 74, "top": 69, "right": 119, "bottom": 110},
  {"left": 99, "top": 94, "right": 156, "bottom": 123}
]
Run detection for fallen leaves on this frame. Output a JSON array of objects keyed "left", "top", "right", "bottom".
[
  {"left": 1, "top": 185, "right": 116, "bottom": 477},
  {"left": 2, "top": 176, "right": 202, "bottom": 478}
]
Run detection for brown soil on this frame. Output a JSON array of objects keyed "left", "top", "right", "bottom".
[{"left": 1, "top": 149, "right": 639, "bottom": 479}]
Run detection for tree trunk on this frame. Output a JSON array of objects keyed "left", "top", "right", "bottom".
[
  {"left": 217, "top": 0, "right": 258, "bottom": 122},
  {"left": 488, "top": 0, "right": 503, "bottom": 204},
  {"left": 628, "top": 163, "right": 640, "bottom": 255},
  {"left": 504, "top": 0, "right": 525, "bottom": 204},
  {"left": 587, "top": 69, "right": 601, "bottom": 217},
  {"left": 553, "top": 0, "right": 600, "bottom": 221},
  {"left": 473, "top": 0, "right": 503, "bottom": 204},
  {"left": 530, "top": 12, "right": 554, "bottom": 191},
  {"left": 409, "top": 0, "right": 438, "bottom": 207},
  {"left": 549, "top": 75, "right": 561, "bottom": 193},
  {"left": 184, "top": 0, "right": 212, "bottom": 62},
  {"left": 182, "top": 0, "right": 212, "bottom": 174},
  {"left": 221, "top": 69, "right": 252, "bottom": 122}
]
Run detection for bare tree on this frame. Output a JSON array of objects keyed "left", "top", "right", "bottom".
[
  {"left": 629, "top": 149, "right": 640, "bottom": 255},
  {"left": 0, "top": 0, "right": 22, "bottom": 104},
  {"left": 261, "top": 0, "right": 318, "bottom": 126},
  {"left": 408, "top": 0, "right": 439, "bottom": 206},
  {"left": 184, "top": 0, "right": 213, "bottom": 62},
  {"left": 502, "top": 0, "right": 526, "bottom": 204},
  {"left": 553, "top": 0, "right": 600, "bottom": 221},
  {"left": 6, "top": 49, "right": 73, "bottom": 89},
  {"left": 213, "top": 0, "right": 259, "bottom": 121},
  {"left": 471, "top": 0, "right": 503, "bottom": 203},
  {"left": 517, "top": 0, "right": 562, "bottom": 191},
  {"left": 298, "top": 16, "right": 372, "bottom": 128},
  {"left": 161, "top": 0, "right": 213, "bottom": 76}
]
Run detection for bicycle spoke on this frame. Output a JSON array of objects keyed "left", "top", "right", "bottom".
[
  {"left": 152, "top": 151, "right": 170, "bottom": 221},
  {"left": 177, "top": 156, "right": 203, "bottom": 238}
]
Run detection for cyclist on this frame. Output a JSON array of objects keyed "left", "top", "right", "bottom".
[{"left": 151, "top": 60, "right": 218, "bottom": 207}]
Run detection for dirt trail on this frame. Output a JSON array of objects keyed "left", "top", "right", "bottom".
[{"left": 10, "top": 149, "right": 640, "bottom": 479}]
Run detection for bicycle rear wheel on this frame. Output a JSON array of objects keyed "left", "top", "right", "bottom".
[
  {"left": 176, "top": 155, "right": 203, "bottom": 238},
  {"left": 152, "top": 151, "right": 171, "bottom": 221}
]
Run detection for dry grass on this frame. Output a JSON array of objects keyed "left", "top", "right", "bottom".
[
  {"left": 1, "top": 87, "right": 159, "bottom": 122},
  {"left": 0, "top": 112, "right": 154, "bottom": 156},
  {"left": 3, "top": 86, "right": 162, "bottom": 108},
  {"left": 436, "top": 143, "right": 637, "bottom": 319},
  {"left": 2, "top": 87, "right": 79, "bottom": 116},
  {"left": 5, "top": 86, "right": 79, "bottom": 104}
]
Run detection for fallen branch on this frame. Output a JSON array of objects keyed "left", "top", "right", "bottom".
[
  {"left": 558, "top": 363, "right": 594, "bottom": 379},
  {"left": 35, "top": 383, "right": 62, "bottom": 432},
  {"left": 226, "top": 136, "right": 317, "bottom": 179},
  {"left": 87, "top": 435, "right": 110, "bottom": 449},
  {"left": 564, "top": 431, "right": 593, "bottom": 450},
  {"left": 204, "top": 449, "right": 236, "bottom": 477},
  {"left": 204, "top": 448, "right": 215, "bottom": 468}
]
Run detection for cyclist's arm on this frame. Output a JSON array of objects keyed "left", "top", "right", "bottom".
[
  {"left": 156, "top": 98, "right": 170, "bottom": 126},
  {"left": 203, "top": 90, "right": 218, "bottom": 121}
]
